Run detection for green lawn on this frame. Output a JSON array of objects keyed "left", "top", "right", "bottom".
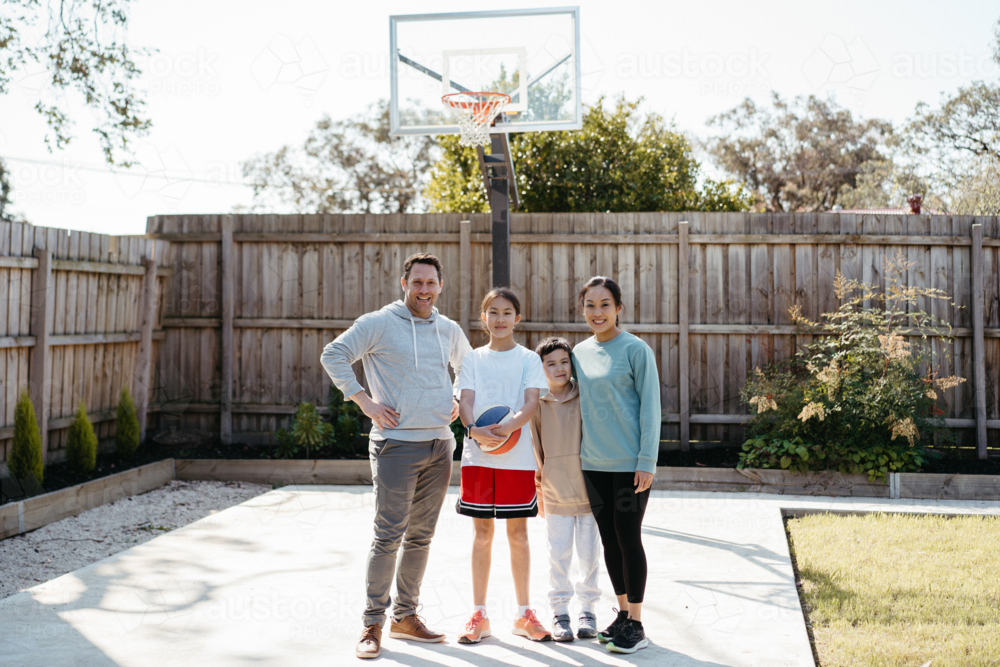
[{"left": 786, "top": 512, "right": 1000, "bottom": 667}]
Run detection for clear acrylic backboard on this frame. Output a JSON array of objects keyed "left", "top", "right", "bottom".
[{"left": 389, "top": 7, "right": 582, "bottom": 137}]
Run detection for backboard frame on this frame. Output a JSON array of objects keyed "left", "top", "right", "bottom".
[{"left": 389, "top": 7, "right": 582, "bottom": 137}]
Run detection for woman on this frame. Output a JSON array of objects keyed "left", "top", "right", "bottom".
[{"left": 572, "top": 276, "right": 660, "bottom": 654}]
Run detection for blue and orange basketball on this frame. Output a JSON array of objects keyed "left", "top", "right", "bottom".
[{"left": 472, "top": 404, "right": 520, "bottom": 455}]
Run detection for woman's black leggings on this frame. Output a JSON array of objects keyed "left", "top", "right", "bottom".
[{"left": 582, "top": 470, "right": 649, "bottom": 603}]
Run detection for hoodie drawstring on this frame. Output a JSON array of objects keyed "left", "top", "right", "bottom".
[
  {"left": 434, "top": 319, "right": 446, "bottom": 367},
  {"left": 410, "top": 318, "right": 419, "bottom": 369}
]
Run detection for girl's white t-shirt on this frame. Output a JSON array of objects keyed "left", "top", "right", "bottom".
[{"left": 456, "top": 344, "right": 549, "bottom": 471}]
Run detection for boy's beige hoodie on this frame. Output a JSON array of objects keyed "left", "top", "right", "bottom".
[{"left": 530, "top": 381, "right": 592, "bottom": 516}]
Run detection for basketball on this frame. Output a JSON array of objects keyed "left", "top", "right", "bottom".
[{"left": 471, "top": 404, "right": 521, "bottom": 455}]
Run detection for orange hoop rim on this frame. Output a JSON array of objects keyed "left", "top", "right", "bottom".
[
  {"left": 442, "top": 91, "right": 511, "bottom": 122},
  {"left": 442, "top": 91, "right": 511, "bottom": 109}
]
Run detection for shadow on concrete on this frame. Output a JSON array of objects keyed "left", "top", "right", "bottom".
[
  {"left": 381, "top": 635, "right": 731, "bottom": 666},
  {"left": 641, "top": 524, "right": 793, "bottom": 582}
]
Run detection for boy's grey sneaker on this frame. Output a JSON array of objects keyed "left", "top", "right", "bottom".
[
  {"left": 597, "top": 608, "right": 629, "bottom": 643},
  {"left": 607, "top": 618, "right": 648, "bottom": 654},
  {"left": 577, "top": 612, "right": 598, "bottom": 639},
  {"left": 552, "top": 614, "right": 575, "bottom": 642}
]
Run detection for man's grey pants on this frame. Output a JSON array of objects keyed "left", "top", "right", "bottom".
[{"left": 364, "top": 435, "right": 455, "bottom": 627}]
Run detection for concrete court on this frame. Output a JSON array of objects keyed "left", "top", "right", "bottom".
[{"left": 3, "top": 488, "right": 1000, "bottom": 667}]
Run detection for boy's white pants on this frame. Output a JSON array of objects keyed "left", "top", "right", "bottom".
[{"left": 545, "top": 513, "right": 602, "bottom": 616}]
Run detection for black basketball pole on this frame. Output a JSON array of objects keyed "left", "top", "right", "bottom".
[
  {"left": 488, "top": 131, "right": 510, "bottom": 289},
  {"left": 483, "top": 117, "right": 518, "bottom": 289}
]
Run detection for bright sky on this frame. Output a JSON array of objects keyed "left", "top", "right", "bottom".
[{"left": 1, "top": 0, "right": 997, "bottom": 235}]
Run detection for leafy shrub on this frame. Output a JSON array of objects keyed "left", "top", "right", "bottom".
[
  {"left": 276, "top": 403, "right": 332, "bottom": 459},
  {"left": 9, "top": 390, "right": 44, "bottom": 485},
  {"left": 740, "top": 435, "right": 925, "bottom": 478},
  {"left": 66, "top": 401, "right": 98, "bottom": 473},
  {"left": 115, "top": 386, "right": 141, "bottom": 458},
  {"left": 740, "top": 252, "right": 963, "bottom": 481},
  {"left": 328, "top": 386, "right": 364, "bottom": 456}
]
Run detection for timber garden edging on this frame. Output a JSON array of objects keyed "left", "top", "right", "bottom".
[{"left": 4, "top": 459, "right": 1000, "bottom": 541}]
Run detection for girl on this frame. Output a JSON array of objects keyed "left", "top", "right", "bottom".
[
  {"left": 573, "top": 276, "right": 660, "bottom": 654},
  {"left": 455, "top": 288, "right": 553, "bottom": 644}
]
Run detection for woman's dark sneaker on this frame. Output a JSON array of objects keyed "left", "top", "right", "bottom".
[
  {"left": 597, "top": 608, "right": 629, "bottom": 643},
  {"left": 577, "top": 612, "right": 598, "bottom": 639},
  {"left": 607, "top": 618, "right": 648, "bottom": 654}
]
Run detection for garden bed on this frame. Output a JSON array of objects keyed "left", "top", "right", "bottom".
[{"left": 1, "top": 460, "right": 174, "bottom": 540}]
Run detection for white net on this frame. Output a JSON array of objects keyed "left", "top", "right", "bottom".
[{"left": 443, "top": 93, "right": 510, "bottom": 147}]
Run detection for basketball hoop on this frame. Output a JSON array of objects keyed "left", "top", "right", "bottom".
[{"left": 442, "top": 91, "right": 511, "bottom": 147}]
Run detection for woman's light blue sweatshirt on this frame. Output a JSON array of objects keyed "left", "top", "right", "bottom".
[{"left": 573, "top": 331, "right": 661, "bottom": 475}]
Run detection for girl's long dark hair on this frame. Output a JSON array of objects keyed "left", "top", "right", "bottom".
[{"left": 578, "top": 276, "right": 623, "bottom": 328}]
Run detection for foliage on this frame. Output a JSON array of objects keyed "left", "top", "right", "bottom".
[
  {"left": 115, "top": 386, "right": 140, "bottom": 458},
  {"left": 425, "top": 95, "right": 752, "bottom": 213},
  {"left": 66, "top": 401, "right": 97, "bottom": 473},
  {"left": 327, "top": 386, "right": 364, "bottom": 456},
  {"left": 740, "top": 434, "right": 925, "bottom": 479},
  {"left": 241, "top": 100, "right": 438, "bottom": 214},
  {"left": 705, "top": 92, "right": 893, "bottom": 212},
  {"left": 739, "top": 252, "right": 964, "bottom": 481},
  {"left": 836, "top": 159, "right": 937, "bottom": 210},
  {"left": 274, "top": 391, "right": 365, "bottom": 459},
  {"left": 0, "top": 0, "right": 152, "bottom": 165},
  {"left": 275, "top": 403, "right": 331, "bottom": 459},
  {"left": 491, "top": 63, "right": 574, "bottom": 123},
  {"left": 9, "top": 390, "right": 44, "bottom": 485},
  {"left": 0, "top": 158, "right": 25, "bottom": 224},
  {"left": 897, "top": 17, "right": 1000, "bottom": 214}
]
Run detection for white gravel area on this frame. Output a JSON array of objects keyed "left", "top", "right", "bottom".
[{"left": 0, "top": 480, "right": 270, "bottom": 600}]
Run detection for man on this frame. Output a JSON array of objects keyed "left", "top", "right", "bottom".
[{"left": 320, "top": 252, "right": 472, "bottom": 659}]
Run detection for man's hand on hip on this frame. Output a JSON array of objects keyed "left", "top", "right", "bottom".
[
  {"left": 351, "top": 392, "right": 400, "bottom": 430},
  {"left": 450, "top": 397, "right": 460, "bottom": 422}
]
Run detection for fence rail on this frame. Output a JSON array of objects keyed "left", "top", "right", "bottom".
[
  {"left": 146, "top": 212, "right": 999, "bottom": 456},
  {"left": 0, "top": 222, "right": 170, "bottom": 468}
]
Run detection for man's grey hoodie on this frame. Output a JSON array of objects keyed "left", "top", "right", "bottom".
[{"left": 320, "top": 300, "right": 473, "bottom": 442}]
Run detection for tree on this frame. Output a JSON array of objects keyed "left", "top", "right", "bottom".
[
  {"left": 705, "top": 92, "right": 893, "bottom": 212},
  {"left": 115, "top": 386, "right": 139, "bottom": 457},
  {"left": 0, "top": 159, "right": 24, "bottom": 224},
  {"left": 1, "top": 0, "right": 152, "bottom": 165},
  {"left": 425, "top": 95, "right": 751, "bottom": 213},
  {"left": 66, "top": 401, "right": 97, "bottom": 473},
  {"left": 836, "top": 159, "right": 935, "bottom": 210},
  {"left": 9, "top": 390, "right": 43, "bottom": 485},
  {"left": 899, "top": 17, "right": 1000, "bottom": 214},
  {"left": 241, "top": 100, "right": 438, "bottom": 214}
]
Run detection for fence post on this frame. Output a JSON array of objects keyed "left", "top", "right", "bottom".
[
  {"left": 459, "top": 220, "right": 471, "bottom": 338},
  {"left": 220, "top": 215, "right": 235, "bottom": 445},
  {"left": 971, "top": 223, "right": 987, "bottom": 459},
  {"left": 29, "top": 247, "right": 53, "bottom": 463},
  {"left": 134, "top": 254, "right": 157, "bottom": 443},
  {"left": 678, "top": 221, "right": 690, "bottom": 452}
]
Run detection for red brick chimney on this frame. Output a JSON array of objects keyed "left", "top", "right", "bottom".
[{"left": 907, "top": 193, "right": 923, "bottom": 214}]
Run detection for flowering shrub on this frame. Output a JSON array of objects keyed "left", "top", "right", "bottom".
[{"left": 739, "top": 252, "right": 965, "bottom": 481}]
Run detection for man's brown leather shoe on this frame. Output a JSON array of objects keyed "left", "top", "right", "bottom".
[
  {"left": 389, "top": 614, "right": 446, "bottom": 643},
  {"left": 356, "top": 624, "right": 382, "bottom": 659}
]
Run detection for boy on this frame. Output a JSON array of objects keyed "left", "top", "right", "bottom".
[{"left": 530, "top": 337, "right": 602, "bottom": 642}]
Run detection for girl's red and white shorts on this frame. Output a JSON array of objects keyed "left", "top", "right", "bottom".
[{"left": 456, "top": 465, "right": 538, "bottom": 519}]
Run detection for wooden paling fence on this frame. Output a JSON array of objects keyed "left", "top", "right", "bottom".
[
  {"left": 0, "top": 222, "right": 170, "bottom": 469},
  {"left": 147, "top": 212, "right": 1000, "bottom": 457}
]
